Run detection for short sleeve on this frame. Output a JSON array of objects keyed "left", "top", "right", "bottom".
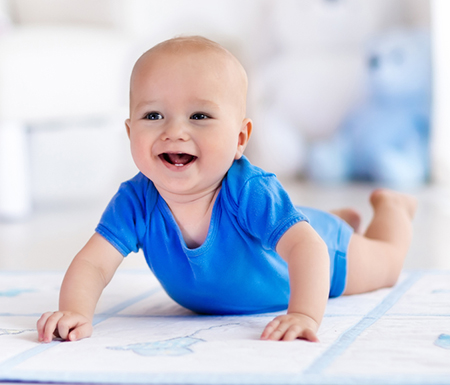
[
  {"left": 95, "top": 173, "right": 155, "bottom": 256},
  {"left": 237, "top": 175, "right": 308, "bottom": 251}
]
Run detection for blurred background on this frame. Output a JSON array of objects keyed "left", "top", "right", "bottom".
[{"left": 0, "top": 0, "right": 449, "bottom": 271}]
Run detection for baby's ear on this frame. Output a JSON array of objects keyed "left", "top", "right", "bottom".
[
  {"left": 235, "top": 118, "right": 253, "bottom": 159},
  {"left": 125, "top": 119, "right": 131, "bottom": 139}
]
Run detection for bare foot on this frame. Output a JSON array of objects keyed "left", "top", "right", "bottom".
[
  {"left": 370, "top": 189, "right": 417, "bottom": 220},
  {"left": 331, "top": 208, "right": 362, "bottom": 233}
]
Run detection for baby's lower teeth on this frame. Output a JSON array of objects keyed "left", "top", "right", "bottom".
[{"left": 175, "top": 163, "right": 184, "bottom": 167}]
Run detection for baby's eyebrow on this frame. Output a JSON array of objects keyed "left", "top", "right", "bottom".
[
  {"left": 192, "top": 99, "right": 220, "bottom": 110},
  {"left": 135, "top": 100, "right": 159, "bottom": 110}
]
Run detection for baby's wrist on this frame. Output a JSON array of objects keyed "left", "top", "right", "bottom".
[
  {"left": 286, "top": 311, "right": 319, "bottom": 330},
  {"left": 58, "top": 309, "right": 93, "bottom": 322}
]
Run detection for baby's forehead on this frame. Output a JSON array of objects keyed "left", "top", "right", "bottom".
[
  {"left": 134, "top": 37, "right": 245, "bottom": 80},
  {"left": 139, "top": 42, "right": 237, "bottom": 74},
  {"left": 130, "top": 37, "right": 248, "bottom": 113}
]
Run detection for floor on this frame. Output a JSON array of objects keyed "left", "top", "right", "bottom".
[
  {"left": 2, "top": 270, "right": 449, "bottom": 384},
  {"left": 1, "top": 179, "right": 450, "bottom": 272}
]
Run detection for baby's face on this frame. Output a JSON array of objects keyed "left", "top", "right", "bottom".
[{"left": 126, "top": 45, "right": 251, "bottom": 200}]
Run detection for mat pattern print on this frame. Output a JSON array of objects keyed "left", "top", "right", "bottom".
[{"left": 0, "top": 270, "right": 449, "bottom": 385}]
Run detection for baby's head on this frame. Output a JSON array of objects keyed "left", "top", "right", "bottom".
[{"left": 126, "top": 36, "right": 253, "bottom": 199}]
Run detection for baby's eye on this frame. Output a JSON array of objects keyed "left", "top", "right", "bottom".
[
  {"left": 191, "top": 113, "right": 210, "bottom": 120},
  {"left": 144, "top": 112, "right": 163, "bottom": 120}
]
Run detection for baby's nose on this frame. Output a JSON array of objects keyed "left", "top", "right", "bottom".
[{"left": 161, "top": 121, "right": 189, "bottom": 141}]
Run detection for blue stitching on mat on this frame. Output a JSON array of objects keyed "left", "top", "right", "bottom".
[{"left": 303, "top": 270, "right": 424, "bottom": 375}]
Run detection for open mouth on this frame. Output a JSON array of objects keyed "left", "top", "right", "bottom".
[{"left": 159, "top": 153, "right": 197, "bottom": 167}]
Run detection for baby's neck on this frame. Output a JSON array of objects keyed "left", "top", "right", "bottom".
[{"left": 161, "top": 187, "right": 221, "bottom": 249}]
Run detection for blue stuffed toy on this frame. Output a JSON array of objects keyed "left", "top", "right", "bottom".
[{"left": 307, "top": 29, "right": 431, "bottom": 188}]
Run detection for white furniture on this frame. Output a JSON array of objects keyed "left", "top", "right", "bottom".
[
  {"left": 431, "top": 0, "right": 450, "bottom": 184},
  {"left": 0, "top": 23, "right": 129, "bottom": 219}
]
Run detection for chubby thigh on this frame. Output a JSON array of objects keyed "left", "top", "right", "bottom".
[{"left": 296, "top": 206, "right": 353, "bottom": 298}]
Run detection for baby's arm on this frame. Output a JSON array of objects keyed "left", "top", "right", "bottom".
[
  {"left": 37, "top": 233, "right": 123, "bottom": 342},
  {"left": 260, "top": 221, "right": 330, "bottom": 342}
]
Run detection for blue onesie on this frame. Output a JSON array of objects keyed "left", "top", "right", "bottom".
[{"left": 96, "top": 156, "right": 353, "bottom": 315}]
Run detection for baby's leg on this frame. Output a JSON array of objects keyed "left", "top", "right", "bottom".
[{"left": 343, "top": 189, "right": 417, "bottom": 295}]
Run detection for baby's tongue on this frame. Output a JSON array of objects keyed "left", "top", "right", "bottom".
[{"left": 166, "top": 153, "right": 193, "bottom": 165}]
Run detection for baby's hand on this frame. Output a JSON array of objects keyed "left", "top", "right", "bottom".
[
  {"left": 260, "top": 313, "right": 319, "bottom": 342},
  {"left": 37, "top": 311, "right": 93, "bottom": 343}
]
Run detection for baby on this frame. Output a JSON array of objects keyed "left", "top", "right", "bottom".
[{"left": 37, "top": 36, "right": 417, "bottom": 343}]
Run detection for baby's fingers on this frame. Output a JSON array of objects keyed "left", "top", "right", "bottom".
[
  {"left": 37, "top": 311, "right": 64, "bottom": 343},
  {"left": 67, "top": 322, "right": 93, "bottom": 342},
  {"left": 300, "top": 328, "right": 319, "bottom": 342},
  {"left": 260, "top": 314, "right": 320, "bottom": 342},
  {"left": 283, "top": 325, "right": 319, "bottom": 342},
  {"left": 55, "top": 315, "right": 75, "bottom": 341},
  {"left": 260, "top": 319, "right": 281, "bottom": 340},
  {"left": 55, "top": 313, "right": 93, "bottom": 342},
  {"left": 37, "top": 312, "right": 54, "bottom": 342},
  {"left": 54, "top": 313, "right": 93, "bottom": 342},
  {"left": 261, "top": 319, "right": 294, "bottom": 341},
  {"left": 37, "top": 312, "right": 92, "bottom": 343}
]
